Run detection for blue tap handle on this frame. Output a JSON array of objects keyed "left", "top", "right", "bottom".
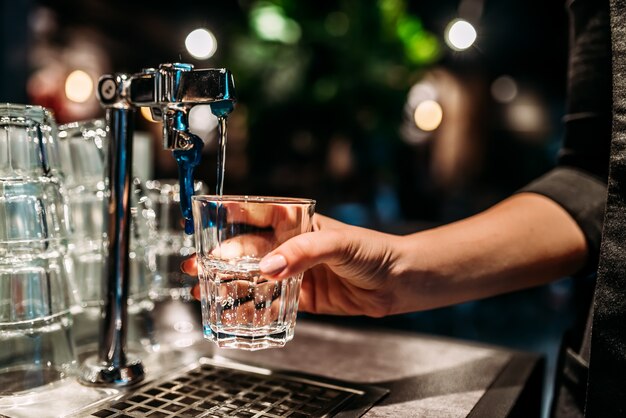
[{"left": 173, "top": 134, "right": 204, "bottom": 234}]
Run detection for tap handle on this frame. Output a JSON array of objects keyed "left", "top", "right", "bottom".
[
  {"left": 164, "top": 108, "right": 196, "bottom": 150},
  {"left": 173, "top": 133, "right": 204, "bottom": 234},
  {"left": 97, "top": 74, "right": 128, "bottom": 107}
]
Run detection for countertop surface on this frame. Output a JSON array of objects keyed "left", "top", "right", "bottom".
[
  {"left": 0, "top": 303, "right": 543, "bottom": 418},
  {"left": 218, "top": 319, "right": 542, "bottom": 417}
]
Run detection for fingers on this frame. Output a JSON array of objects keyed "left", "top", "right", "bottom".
[
  {"left": 181, "top": 256, "right": 198, "bottom": 275},
  {"left": 312, "top": 213, "right": 346, "bottom": 230},
  {"left": 259, "top": 229, "right": 348, "bottom": 280},
  {"left": 181, "top": 257, "right": 201, "bottom": 299},
  {"left": 184, "top": 214, "right": 338, "bottom": 303},
  {"left": 192, "top": 284, "right": 201, "bottom": 300},
  {"left": 297, "top": 273, "right": 315, "bottom": 313}
]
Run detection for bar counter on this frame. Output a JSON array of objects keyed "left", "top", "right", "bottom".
[
  {"left": 0, "top": 302, "right": 543, "bottom": 417},
  {"left": 219, "top": 319, "right": 544, "bottom": 417}
]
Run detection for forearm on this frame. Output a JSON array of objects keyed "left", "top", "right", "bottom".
[{"left": 390, "top": 192, "right": 589, "bottom": 313}]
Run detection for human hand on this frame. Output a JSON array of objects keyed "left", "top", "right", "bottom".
[{"left": 184, "top": 214, "right": 403, "bottom": 317}]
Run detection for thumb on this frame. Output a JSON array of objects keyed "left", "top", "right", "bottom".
[{"left": 259, "top": 229, "right": 347, "bottom": 279}]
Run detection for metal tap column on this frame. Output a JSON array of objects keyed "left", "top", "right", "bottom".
[
  {"left": 79, "top": 63, "right": 235, "bottom": 387},
  {"left": 79, "top": 75, "right": 145, "bottom": 386}
]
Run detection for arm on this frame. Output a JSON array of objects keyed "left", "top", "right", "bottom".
[
  {"left": 259, "top": 192, "right": 588, "bottom": 316},
  {"left": 390, "top": 192, "right": 587, "bottom": 313}
]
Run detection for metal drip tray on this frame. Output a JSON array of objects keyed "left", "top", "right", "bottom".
[{"left": 77, "top": 357, "right": 388, "bottom": 418}]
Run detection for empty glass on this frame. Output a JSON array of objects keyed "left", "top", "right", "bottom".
[
  {"left": 58, "top": 119, "right": 154, "bottom": 351},
  {"left": 58, "top": 120, "right": 106, "bottom": 322},
  {"left": 0, "top": 104, "right": 77, "bottom": 395},
  {"left": 192, "top": 195, "right": 315, "bottom": 350},
  {"left": 144, "top": 179, "right": 206, "bottom": 301}
]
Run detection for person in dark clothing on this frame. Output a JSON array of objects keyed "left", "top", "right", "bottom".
[
  {"left": 252, "top": 0, "right": 615, "bottom": 415},
  {"left": 187, "top": 0, "right": 623, "bottom": 416}
]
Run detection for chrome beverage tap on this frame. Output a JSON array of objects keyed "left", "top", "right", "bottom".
[{"left": 79, "top": 63, "right": 236, "bottom": 386}]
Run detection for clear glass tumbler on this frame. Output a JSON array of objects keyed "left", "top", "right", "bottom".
[
  {"left": 58, "top": 119, "right": 154, "bottom": 352},
  {"left": 0, "top": 104, "right": 77, "bottom": 395},
  {"left": 58, "top": 119, "right": 107, "bottom": 319},
  {"left": 144, "top": 179, "right": 206, "bottom": 301},
  {"left": 192, "top": 195, "right": 315, "bottom": 350}
]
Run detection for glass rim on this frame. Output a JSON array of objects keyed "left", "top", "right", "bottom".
[
  {"left": 192, "top": 194, "right": 316, "bottom": 205},
  {"left": 58, "top": 118, "right": 105, "bottom": 132},
  {"left": 146, "top": 178, "right": 205, "bottom": 191},
  {"left": 0, "top": 103, "right": 54, "bottom": 123}
]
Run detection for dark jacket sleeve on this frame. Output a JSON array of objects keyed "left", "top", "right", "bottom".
[
  {"left": 519, "top": 0, "right": 611, "bottom": 274},
  {"left": 520, "top": 167, "right": 606, "bottom": 268}
]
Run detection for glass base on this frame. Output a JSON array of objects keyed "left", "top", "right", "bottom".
[
  {"left": 79, "top": 355, "right": 145, "bottom": 386},
  {"left": 204, "top": 325, "right": 294, "bottom": 350},
  {"left": 0, "top": 365, "right": 74, "bottom": 396}
]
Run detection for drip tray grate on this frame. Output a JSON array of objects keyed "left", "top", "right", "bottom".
[{"left": 80, "top": 357, "right": 388, "bottom": 417}]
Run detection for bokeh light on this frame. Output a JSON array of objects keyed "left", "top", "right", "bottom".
[
  {"left": 396, "top": 16, "right": 440, "bottom": 65},
  {"left": 445, "top": 19, "right": 477, "bottom": 51},
  {"left": 325, "top": 12, "right": 350, "bottom": 36},
  {"left": 189, "top": 104, "right": 219, "bottom": 143},
  {"left": 505, "top": 94, "right": 549, "bottom": 140},
  {"left": 251, "top": 4, "right": 301, "bottom": 44},
  {"left": 64, "top": 69, "right": 93, "bottom": 103},
  {"left": 414, "top": 100, "right": 443, "bottom": 131},
  {"left": 491, "top": 75, "right": 518, "bottom": 103},
  {"left": 185, "top": 28, "right": 217, "bottom": 59},
  {"left": 407, "top": 81, "right": 438, "bottom": 108}
]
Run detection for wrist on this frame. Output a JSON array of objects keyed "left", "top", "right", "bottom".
[{"left": 386, "top": 232, "right": 447, "bottom": 314}]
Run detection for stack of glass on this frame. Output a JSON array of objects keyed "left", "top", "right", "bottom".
[
  {"left": 57, "top": 119, "right": 107, "bottom": 341},
  {"left": 58, "top": 119, "right": 154, "bottom": 352},
  {"left": 144, "top": 179, "right": 205, "bottom": 302},
  {"left": 0, "top": 104, "right": 77, "bottom": 396}
]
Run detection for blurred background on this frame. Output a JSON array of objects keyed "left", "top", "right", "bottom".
[{"left": 1, "top": 0, "right": 581, "bottom": 412}]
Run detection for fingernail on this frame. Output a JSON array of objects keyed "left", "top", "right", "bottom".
[
  {"left": 259, "top": 254, "right": 287, "bottom": 275},
  {"left": 181, "top": 258, "right": 196, "bottom": 274},
  {"left": 192, "top": 285, "right": 201, "bottom": 301}
]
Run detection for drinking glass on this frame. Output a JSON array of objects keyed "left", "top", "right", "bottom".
[
  {"left": 144, "top": 179, "right": 206, "bottom": 301},
  {"left": 192, "top": 195, "right": 315, "bottom": 350},
  {"left": 58, "top": 119, "right": 154, "bottom": 351},
  {"left": 57, "top": 119, "right": 106, "bottom": 321},
  {"left": 0, "top": 104, "right": 77, "bottom": 395}
]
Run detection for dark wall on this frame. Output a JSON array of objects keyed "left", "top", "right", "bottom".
[{"left": 0, "top": 0, "right": 30, "bottom": 102}]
